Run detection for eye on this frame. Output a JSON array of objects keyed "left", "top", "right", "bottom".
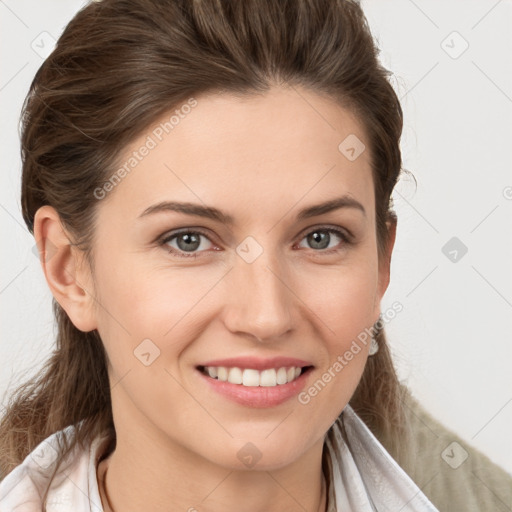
[
  {"left": 159, "top": 229, "right": 215, "bottom": 258},
  {"left": 158, "top": 225, "right": 351, "bottom": 259},
  {"left": 296, "top": 226, "right": 351, "bottom": 254}
]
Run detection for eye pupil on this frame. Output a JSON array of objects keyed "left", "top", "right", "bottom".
[
  {"left": 308, "top": 230, "right": 330, "bottom": 250},
  {"left": 177, "top": 233, "right": 201, "bottom": 252}
]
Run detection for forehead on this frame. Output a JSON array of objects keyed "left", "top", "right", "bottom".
[{"left": 99, "top": 86, "right": 374, "bottom": 224}]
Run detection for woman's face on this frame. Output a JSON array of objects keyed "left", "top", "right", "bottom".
[{"left": 81, "top": 86, "right": 392, "bottom": 470}]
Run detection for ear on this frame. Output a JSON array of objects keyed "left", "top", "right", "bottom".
[
  {"left": 376, "top": 214, "right": 397, "bottom": 301},
  {"left": 33, "top": 205, "right": 98, "bottom": 332}
]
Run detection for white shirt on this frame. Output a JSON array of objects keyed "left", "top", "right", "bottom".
[{"left": 0, "top": 405, "right": 438, "bottom": 511}]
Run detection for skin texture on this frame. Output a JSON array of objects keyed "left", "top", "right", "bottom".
[{"left": 34, "top": 85, "right": 396, "bottom": 512}]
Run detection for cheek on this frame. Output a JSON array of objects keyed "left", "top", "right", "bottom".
[
  {"left": 93, "top": 258, "right": 219, "bottom": 363},
  {"left": 96, "top": 247, "right": 379, "bottom": 340},
  {"left": 294, "top": 259, "right": 378, "bottom": 403},
  {"left": 94, "top": 241, "right": 379, "bottom": 381},
  {"left": 300, "top": 254, "right": 379, "bottom": 330}
]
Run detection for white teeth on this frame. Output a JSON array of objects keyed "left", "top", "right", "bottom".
[
  {"left": 276, "top": 367, "right": 288, "bottom": 385},
  {"left": 202, "top": 365, "right": 306, "bottom": 386},
  {"left": 260, "top": 369, "right": 277, "bottom": 386},
  {"left": 217, "top": 367, "right": 228, "bottom": 382},
  {"left": 228, "top": 367, "right": 243, "bottom": 384},
  {"left": 242, "top": 369, "right": 260, "bottom": 386}
]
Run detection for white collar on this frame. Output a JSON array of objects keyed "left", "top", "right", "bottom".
[
  {"left": 324, "top": 405, "right": 438, "bottom": 511},
  {"left": 0, "top": 406, "right": 438, "bottom": 511}
]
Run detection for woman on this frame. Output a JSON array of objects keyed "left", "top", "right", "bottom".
[{"left": 0, "top": 1, "right": 508, "bottom": 511}]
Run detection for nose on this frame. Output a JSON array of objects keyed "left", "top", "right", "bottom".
[{"left": 222, "top": 249, "right": 294, "bottom": 343}]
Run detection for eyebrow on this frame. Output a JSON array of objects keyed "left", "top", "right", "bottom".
[{"left": 138, "top": 195, "right": 366, "bottom": 224}]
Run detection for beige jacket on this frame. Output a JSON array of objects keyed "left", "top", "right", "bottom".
[{"left": 390, "top": 392, "right": 512, "bottom": 512}]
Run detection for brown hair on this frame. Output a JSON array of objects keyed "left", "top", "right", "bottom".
[{"left": 1, "top": 0, "right": 409, "bottom": 486}]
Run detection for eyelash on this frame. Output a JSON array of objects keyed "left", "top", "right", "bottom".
[{"left": 157, "top": 226, "right": 352, "bottom": 259}]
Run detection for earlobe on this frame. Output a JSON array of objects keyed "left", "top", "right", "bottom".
[{"left": 33, "top": 205, "right": 98, "bottom": 332}]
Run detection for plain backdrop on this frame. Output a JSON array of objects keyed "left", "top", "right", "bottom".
[{"left": 1, "top": 0, "right": 511, "bottom": 474}]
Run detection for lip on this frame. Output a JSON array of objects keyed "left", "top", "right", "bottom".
[
  {"left": 196, "top": 356, "right": 313, "bottom": 371},
  {"left": 195, "top": 364, "right": 314, "bottom": 408}
]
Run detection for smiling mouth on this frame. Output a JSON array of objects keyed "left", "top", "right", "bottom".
[{"left": 197, "top": 365, "right": 313, "bottom": 387}]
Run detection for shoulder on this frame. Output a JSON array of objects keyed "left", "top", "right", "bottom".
[
  {"left": 400, "top": 390, "right": 512, "bottom": 512},
  {"left": 0, "top": 423, "right": 108, "bottom": 512}
]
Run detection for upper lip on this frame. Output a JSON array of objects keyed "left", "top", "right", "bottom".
[{"left": 197, "top": 356, "right": 314, "bottom": 371}]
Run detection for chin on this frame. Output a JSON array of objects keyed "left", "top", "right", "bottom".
[{"left": 202, "top": 435, "right": 312, "bottom": 472}]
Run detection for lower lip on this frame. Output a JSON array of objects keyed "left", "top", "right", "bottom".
[{"left": 196, "top": 367, "right": 313, "bottom": 408}]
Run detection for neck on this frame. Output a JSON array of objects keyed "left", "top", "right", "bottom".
[{"left": 97, "top": 432, "right": 328, "bottom": 512}]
